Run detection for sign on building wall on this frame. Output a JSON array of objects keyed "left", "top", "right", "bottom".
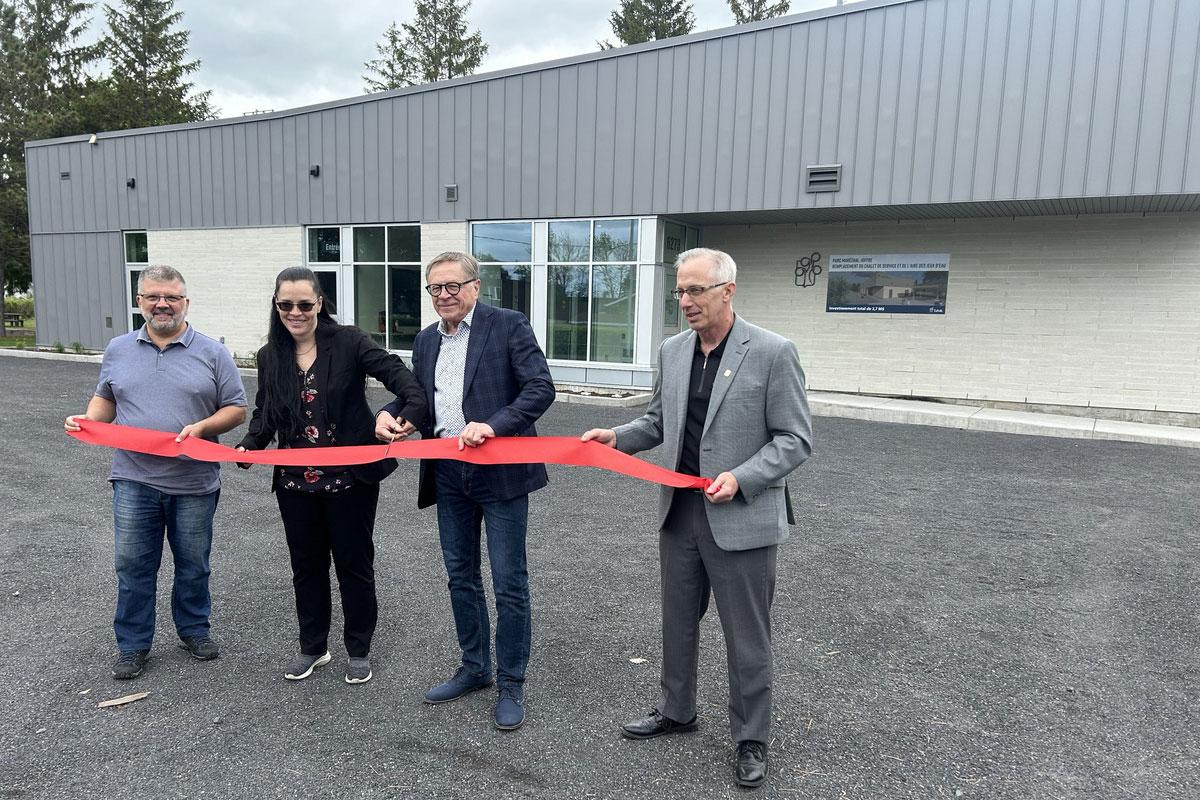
[{"left": 826, "top": 254, "right": 950, "bottom": 314}]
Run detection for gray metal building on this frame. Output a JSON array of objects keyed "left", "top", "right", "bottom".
[{"left": 23, "top": 0, "right": 1200, "bottom": 413}]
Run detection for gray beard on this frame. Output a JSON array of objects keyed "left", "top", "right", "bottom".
[{"left": 147, "top": 315, "right": 183, "bottom": 335}]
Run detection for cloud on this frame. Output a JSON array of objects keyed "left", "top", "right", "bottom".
[{"left": 173, "top": 0, "right": 837, "bottom": 118}]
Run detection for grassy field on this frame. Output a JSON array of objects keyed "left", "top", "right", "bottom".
[{"left": 0, "top": 317, "right": 35, "bottom": 348}]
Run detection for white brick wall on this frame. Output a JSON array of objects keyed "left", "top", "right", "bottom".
[
  {"left": 148, "top": 227, "right": 301, "bottom": 358},
  {"left": 704, "top": 213, "right": 1200, "bottom": 414},
  {"left": 418, "top": 222, "right": 468, "bottom": 330}
]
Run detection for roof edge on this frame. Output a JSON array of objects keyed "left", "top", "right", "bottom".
[{"left": 26, "top": 0, "right": 915, "bottom": 149}]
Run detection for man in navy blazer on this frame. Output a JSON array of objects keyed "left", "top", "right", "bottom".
[{"left": 377, "top": 250, "right": 554, "bottom": 731}]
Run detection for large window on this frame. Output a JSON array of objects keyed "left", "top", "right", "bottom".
[
  {"left": 472, "top": 222, "right": 532, "bottom": 319},
  {"left": 124, "top": 231, "right": 148, "bottom": 332},
  {"left": 305, "top": 225, "right": 421, "bottom": 350},
  {"left": 546, "top": 219, "right": 637, "bottom": 363},
  {"left": 471, "top": 218, "right": 640, "bottom": 365}
]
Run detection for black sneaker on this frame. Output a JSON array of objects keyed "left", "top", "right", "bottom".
[
  {"left": 180, "top": 635, "right": 220, "bottom": 661},
  {"left": 112, "top": 650, "right": 149, "bottom": 680}
]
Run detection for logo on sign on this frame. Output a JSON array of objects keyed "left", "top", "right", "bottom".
[{"left": 795, "top": 252, "right": 822, "bottom": 287}]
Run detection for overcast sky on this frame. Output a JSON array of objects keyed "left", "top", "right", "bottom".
[{"left": 84, "top": 0, "right": 842, "bottom": 119}]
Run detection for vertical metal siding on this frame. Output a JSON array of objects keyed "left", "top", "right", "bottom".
[
  {"left": 24, "top": 0, "right": 1200, "bottom": 234},
  {"left": 1168, "top": 0, "right": 1200, "bottom": 191},
  {"left": 538, "top": 71, "right": 560, "bottom": 215},
  {"left": 31, "top": 232, "right": 124, "bottom": 349}
]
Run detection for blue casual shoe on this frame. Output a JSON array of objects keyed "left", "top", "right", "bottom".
[
  {"left": 494, "top": 684, "right": 525, "bottom": 731},
  {"left": 424, "top": 666, "right": 494, "bottom": 704}
]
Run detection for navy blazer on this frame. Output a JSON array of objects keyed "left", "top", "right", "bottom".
[
  {"left": 384, "top": 301, "right": 555, "bottom": 508},
  {"left": 240, "top": 324, "right": 427, "bottom": 486}
]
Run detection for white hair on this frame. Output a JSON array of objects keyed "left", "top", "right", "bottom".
[{"left": 676, "top": 248, "right": 736, "bottom": 284}]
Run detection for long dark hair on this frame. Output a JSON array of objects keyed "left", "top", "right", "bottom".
[{"left": 260, "top": 266, "right": 339, "bottom": 440}]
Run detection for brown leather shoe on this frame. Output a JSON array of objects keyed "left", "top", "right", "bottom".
[
  {"left": 735, "top": 740, "right": 768, "bottom": 788},
  {"left": 620, "top": 709, "right": 698, "bottom": 739}
]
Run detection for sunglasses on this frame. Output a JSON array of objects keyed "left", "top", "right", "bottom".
[{"left": 274, "top": 300, "right": 318, "bottom": 312}]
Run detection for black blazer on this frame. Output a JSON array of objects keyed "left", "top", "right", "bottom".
[{"left": 239, "top": 324, "right": 426, "bottom": 486}]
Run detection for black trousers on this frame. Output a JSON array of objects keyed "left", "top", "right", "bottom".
[{"left": 275, "top": 481, "right": 380, "bottom": 658}]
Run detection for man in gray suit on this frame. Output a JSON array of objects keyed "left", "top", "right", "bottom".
[{"left": 583, "top": 247, "right": 812, "bottom": 789}]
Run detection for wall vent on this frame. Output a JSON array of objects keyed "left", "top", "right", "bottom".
[
  {"left": 59, "top": 171, "right": 71, "bottom": 180},
  {"left": 805, "top": 164, "right": 841, "bottom": 193},
  {"left": 444, "top": 184, "right": 459, "bottom": 202}
]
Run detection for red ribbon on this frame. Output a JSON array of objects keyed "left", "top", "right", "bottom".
[{"left": 68, "top": 420, "right": 711, "bottom": 490}]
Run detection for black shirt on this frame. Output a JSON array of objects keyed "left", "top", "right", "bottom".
[{"left": 676, "top": 326, "right": 732, "bottom": 477}]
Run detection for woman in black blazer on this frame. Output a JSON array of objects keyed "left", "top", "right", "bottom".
[{"left": 237, "top": 266, "right": 425, "bottom": 685}]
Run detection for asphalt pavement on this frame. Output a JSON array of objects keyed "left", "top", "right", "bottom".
[{"left": 0, "top": 355, "right": 1196, "bottom": 800}]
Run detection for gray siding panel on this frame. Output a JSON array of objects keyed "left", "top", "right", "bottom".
[
  {"left": 593, "top": 59, "right": 618, "bottom": 216},
  {"left": 574, "top": 63, "right": 597, "bottom": 213},
  {"left": 537, "top": 72, "right": 559, "bottom": 216},
  {"left": 32, "top": 232, "right": 124, "bottom": 349},
  {"left": 1133, "top": 0, "right": 1176, "bottom": 195},
  {"left": 24, "top": 0, "right": 1200, "bottom": 235},
  {"left": 1176, "top": 0, "right": 1200, "bottom": 190},
  {"left": 614, "top": 55, "right": 640, "bottom": 215},
  {"left": 502, "top": 76, "right": 524, "bottom": 217},
  {"left": 521, "top": 73, "right": 542, "bottom": 219}
]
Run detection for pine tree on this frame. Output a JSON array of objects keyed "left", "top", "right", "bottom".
[
  {"left": 600, "top": 0, "right": 695, "bottom": 50},
  {"left": 0, "top": 2, "right": 20, "bottom": 333},
  {"left": 728, "top": 0, "right": 790, "bottom": 24},
  {"left": 405, "top": 0, "right": 488, "bottom": 84},
  {"left": 95, "top": 0, "right": 213, "bottom": 130},
  {"left": 8, "top": 0, "right": 97, "bottom": 138},
  {"left": 0, "top": 0, "right": 99, "bottom": 308},
  {"left": 363, "top": 0, "right": 487, "bottom": 92},
  {"left": 363, "top": 22, "right": 417, "bottom": 92}
]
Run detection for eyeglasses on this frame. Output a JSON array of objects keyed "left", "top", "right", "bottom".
[
  {"left": 139, "top": 294, "right": 186, "bottom": 304},
  {"left": 670, "top": 282, "right": 729, "bottom": 300},
  {"left": 425, "top": 280, "right": 478, "bottom": 297},
  {"left": 274, "top": 300, "right": 318, "bottom": 312}
]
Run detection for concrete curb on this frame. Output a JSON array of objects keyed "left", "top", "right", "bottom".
[
  {"left": 554, "top": 390, "right": 651, "bottom": 407},
  {"left": 0, "top": 348, "right": 102, "bottom": 364},
  {"left": 809, "top": 392, "right": 1200, "bottom": 449}
]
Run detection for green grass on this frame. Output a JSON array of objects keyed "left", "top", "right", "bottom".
[{"left": 1, "top": 317, "right": 36, "bottom": 349}]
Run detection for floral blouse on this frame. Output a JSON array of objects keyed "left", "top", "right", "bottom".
[{"left": 276, "top": 364, "right": 352, "bottom": 493}]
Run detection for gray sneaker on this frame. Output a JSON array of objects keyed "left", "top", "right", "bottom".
[
  {"left": 284, "top": 651, "right": 331, "bottom": 681},
  {"left": 345, "top": 657, "right": 372, "bottom": 685}
]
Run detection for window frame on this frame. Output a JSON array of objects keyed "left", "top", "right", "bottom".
[
  {"left": 123, "top": 231, "right": 149, "bottom": 333},
  {"left": 304, "top": 223, "right": 423, "bottom": 353},
  {"left": 471, "top": 216, "right": 648, "bottom": 368}
]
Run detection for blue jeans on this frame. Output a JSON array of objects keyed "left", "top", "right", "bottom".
[
  {"left": 112, "top": 480, "right": 219, "bottom": 652},
  {"left": 435, "top": 461, "right": 531, "bottom": 687}
]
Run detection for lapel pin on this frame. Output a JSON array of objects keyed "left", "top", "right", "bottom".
[{"left": 724, "top": 369, "right": 732, "bottom": 377}]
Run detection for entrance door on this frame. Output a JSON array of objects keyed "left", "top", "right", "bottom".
[{"left": 310, "top": 265, "right": 353, "bottom": 323}]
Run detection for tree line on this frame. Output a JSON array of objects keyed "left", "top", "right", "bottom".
[
  {"left": 1, "top": 0, "right": 795, "bottom": 335},
  {"left": 0, "top": 0, "right": 210, "bottom": 333},
  {"left": 363, "top": 1, "right": 793, "bottom": 90}
]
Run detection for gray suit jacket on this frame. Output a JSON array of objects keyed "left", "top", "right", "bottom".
[{"left": 613, "top": 315, "right": 813, "bottom": 551}]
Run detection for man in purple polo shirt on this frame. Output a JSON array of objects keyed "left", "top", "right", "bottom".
[{"left": 65, "top": 265, "right": 246, "bottom": 680}]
